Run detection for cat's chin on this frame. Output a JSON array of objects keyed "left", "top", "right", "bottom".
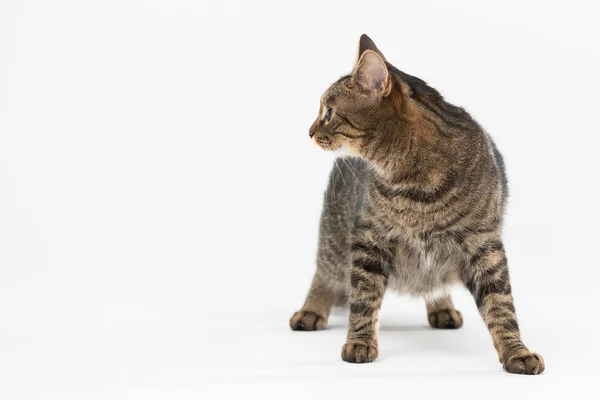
[{"left": 333, "top": 144, "right": 360, "bottom": 158}]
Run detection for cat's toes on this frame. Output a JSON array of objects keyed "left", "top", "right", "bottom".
[
  {"left": 341, "top": 342, "right": 378, "bottom": 363},
  {"left": 503, "top": 352, "right": 545, "bottom": 375},
  {"left": 289, "top": 310, "right": 327, "bottom": 331},
  {"left": 428, "top": 308, "right": 463, "bottom": 329}
]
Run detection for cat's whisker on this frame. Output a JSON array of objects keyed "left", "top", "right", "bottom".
[
  {"left": 330, "top": 160, "right": 337, "bottom": 201},
  {"left": 341, "top": 156, "right": 365, "bottom": 190},
  {"left": 333, "top": 158, "right": 347, "bottom": 188}
]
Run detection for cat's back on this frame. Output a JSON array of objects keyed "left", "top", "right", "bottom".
[
  {"left": 317, "top": 157, "right": 370, "bottom": 272},
  {"left": 321, "top": 156, "right": 370, "bottom": 221}
]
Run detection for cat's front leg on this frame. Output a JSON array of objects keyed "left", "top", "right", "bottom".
[
  {"left": 341, "top": 227, "right": 393, "bottom": 363},
  {"left": 462, "top": 238, "right": 545, "bottom": 374}
]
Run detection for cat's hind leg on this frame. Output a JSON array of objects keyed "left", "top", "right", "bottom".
[
  {"left": 289, "top": 270, "right": 342, "bottom": 331},
  {"left": 426, "top": 295, "right": 463, "bottom": 329}
]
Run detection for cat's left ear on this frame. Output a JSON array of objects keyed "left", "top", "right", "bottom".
[{"left": 353, "top": 50, "right": 391, "bottom": 97}]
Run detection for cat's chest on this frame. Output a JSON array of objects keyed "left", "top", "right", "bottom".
[
  {"left": 387, "top": 235, "right": 462, "bottom": 298},
  {"left": 367, "top": 194, "right": 442, "bottom": 235}
]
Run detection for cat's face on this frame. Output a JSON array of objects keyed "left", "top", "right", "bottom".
[{"left": 308, "top": 40, "right": 395, "bottom": 156}]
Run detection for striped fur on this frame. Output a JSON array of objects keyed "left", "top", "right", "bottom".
[{"left": 290, "top": 35, "right": 544, "bottom": 374}]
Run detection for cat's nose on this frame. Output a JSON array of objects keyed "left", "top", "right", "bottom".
[{"left": 309, "top": 119, "right": 318, "bottom": 138}]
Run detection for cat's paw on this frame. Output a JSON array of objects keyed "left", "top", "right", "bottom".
[
  {"left": 503, "top": 352, "right": 545, "bottom": 375},
  {"left": 428, "top": 308, "right": 463, "bottom": 329},
  {"left": 341, "top": 341, "right": 378, "bottom": 363},
  {"left": 289, "top": 310, "right": 327, "bottom": 331}
]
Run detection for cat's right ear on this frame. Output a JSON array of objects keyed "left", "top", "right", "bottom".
[{"left": 353, "top": 50, "right": 391, "bottom": 97}]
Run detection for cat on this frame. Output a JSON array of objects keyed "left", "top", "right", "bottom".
[{"left": 290, "top": 34, "right": 544, "bottom": 375}]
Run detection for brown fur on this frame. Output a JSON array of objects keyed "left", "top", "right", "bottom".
[{"left": 291, "top": 35, "right": 544, "bottom": 374}]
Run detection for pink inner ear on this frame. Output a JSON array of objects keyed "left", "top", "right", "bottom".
[{"left": 357, "top": 51, "right": 388, "bottom": 92}]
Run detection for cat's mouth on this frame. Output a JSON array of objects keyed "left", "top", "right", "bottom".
[{"left": 314, "top": 137, "right": 341, "bottom": 151}]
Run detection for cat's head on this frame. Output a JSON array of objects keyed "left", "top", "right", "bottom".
[{"left": 308, "top": 34, "right": 407, "bottom": 156}]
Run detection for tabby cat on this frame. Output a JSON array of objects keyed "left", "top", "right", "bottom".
[{"left": 290, "top": 35, "right": 544, "bottom": 375}]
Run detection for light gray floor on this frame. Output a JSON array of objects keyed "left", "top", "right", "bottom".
[{"left": 1, "top": 291, "right": 594, "bottom": 400}]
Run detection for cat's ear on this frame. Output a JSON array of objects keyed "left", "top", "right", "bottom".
[
  {"left": 353, "top": 50, "right": 391, "bottom": 96},
  {"left": 357, "top": 34, "right": 386, "bottom": 63}
]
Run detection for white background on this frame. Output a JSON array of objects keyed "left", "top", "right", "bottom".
[{"left": 1, "top": 0, "right": 599, "bottom": 399}]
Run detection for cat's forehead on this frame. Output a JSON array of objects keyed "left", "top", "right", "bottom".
[{"left": 321, "top": 76, "right": 352, "bottom": 106}]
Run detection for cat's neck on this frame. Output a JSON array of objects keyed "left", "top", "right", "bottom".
[{"left": 363, "top": 116, "right": 455, "bottom": 187}]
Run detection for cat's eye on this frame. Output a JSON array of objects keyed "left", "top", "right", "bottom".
[{"left": 325, "top": 107, "right": 333, "bottom": 122}]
